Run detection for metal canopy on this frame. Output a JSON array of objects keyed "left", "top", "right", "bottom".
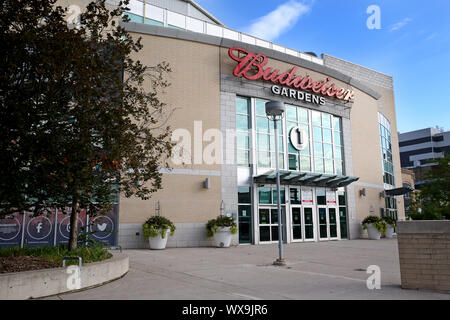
[
  {"left": 384, "top": 186, "right": 414, "bottom": 196},
  {"left": 254, "top": 170, "right": 359, "bottom": 188}
]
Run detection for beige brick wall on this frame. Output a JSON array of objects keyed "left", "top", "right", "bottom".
[{"left": 398, "top": 233, "right": 450, "bottom": 292}]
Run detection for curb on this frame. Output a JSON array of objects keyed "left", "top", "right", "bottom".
[{"left": 0, "top": 251, "right": 129, "bottom": 300}]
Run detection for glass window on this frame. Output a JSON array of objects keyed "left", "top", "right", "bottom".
[
  {"left": 236, "top": 97, "right": 249, "bottom": 114},
  {"left": 259, "top": 187, "right": 271, "bottom": 204},
  {"left": 314, "top": 158, "right": 324, "bottom": 173},
  {"left": 317, "top": 189, "right": 326, "bottom": 205},
  {"left": 378, "top": 112, "right": 395, "bottom": 186},
  {"left": 335, "top": 161, "right": 343, "bottom": 175},
  {"left": 300, "top": 156, "right": 311, "bottom": 171},
  {"left": 287, "top": 121, "right": 297, "bottom": 134},
  {"left": 323, "top": 129, "right": 332, "bottom": 143},
  {"left": 257, "top": 134, "right": 269, "bottom": 151},
  {"left": 259, "top": 209, "right": 270, "bottom": 224},
  {"left": 238, "top": 187, "right": 251, "bottom": 204},
  {"left": 258, "top": 151, "right": 270, "bottom": 168},
  {"left": 312, "top": 111, "right": 321, "bottom": 126},
  {"left": 322, "top": 114, "right": 332, "bottom": 128},
  {"left": 289, "top": 154, "right": 299, "bottom": 170},
  {"left": 237, "top": 150, "right": 249, "bottom": 166},
  {"left": 270, "top": 153, "right": 285, "bottom": 170},
  {"left": 338, "top": 191, "right": 346, "bottom": 205},
  {"left": 298, "top": 108, "right": 308, "bottom": 123},
  {"left": 236, "top": 115, "right": 249, "bottom": 131},
  {"left": 324, "top": 159, "right": 334, "bottom": 174},
  {"left": 290, "top": 188, "right": 301, "bottom": 204},
  {"left": 237, "top": 133, "right": 249, "bottom": 149},
  {"left": 256, "top": 117, "right": 269, "bottom": 132},
  {"left": 255, "top": 99, "right": 266, "bottom": 116},
  {"left": 313, "top": 127, "right": 322, "bottom": 141},
  {"left": 335, "top": 146, "right": 343, "bottom": 160},
  {"left": 300, "top": 143, "right": 310, "bottom": 156},
  {"left": 272, "top": 188, "right": 286, "bottom": 204},
  {"left": 314, "top": 142, "right": 323, "bottom": 157},
  {"left": 333, "top": 116, "right": 341, "bottom": 131},
  {"left": 270, "top": 136, "right": 284, "bottom": 152},
  {"left": 323, "top": 144, "right": 333, "bottom": 159},
  {"left": 334, "top": 131, "right": 342, "bottom": 146},
  {"left": 286, "top": 105, "right": 297, "bottom": 121}
]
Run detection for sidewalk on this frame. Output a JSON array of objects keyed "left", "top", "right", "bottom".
[{"left": 45, "top": 239, "right": 449, "bottom": 300}]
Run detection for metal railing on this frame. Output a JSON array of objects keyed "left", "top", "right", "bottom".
[{"left": 126, "top": 0, "right": 324, "bottom": 65}]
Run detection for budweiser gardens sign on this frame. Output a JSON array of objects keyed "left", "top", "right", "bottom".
[{"left": 228, "top": 47, "right": 355, "bottom": 105}]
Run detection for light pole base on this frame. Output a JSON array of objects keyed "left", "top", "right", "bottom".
[{"left": 273, "top": 258, "right": 287, "bottom": 266}]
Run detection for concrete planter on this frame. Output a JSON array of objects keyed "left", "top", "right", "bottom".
[
  {"left": 366, "top": 223, "right": 381, "bottom": 240},
  {"left": 0, "top": 251, "right": 128, "bottom": 300},
  {"left": 385, "top": 225, "right": 395, "bottom": 238},
  {"left": 149, "top": 229, "right": 170, "bottom": 250},
  {"left": 213, "top": 227, "right": 232, "bottom": 248},
  {"left": 397, "top": 220, "right": 450, "bottom": 292}
]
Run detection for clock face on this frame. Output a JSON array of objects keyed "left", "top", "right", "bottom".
[{"left": 289, "top": 126, "right": 309, "bottom": 151}]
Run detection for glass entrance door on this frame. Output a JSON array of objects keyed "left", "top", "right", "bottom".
[
  {"left": 291, "top": 206, "right": 315, "bottom": 242},
  {"left": 318, "top": 207, "right": 328, "bottom": 240},
  {"left": 238, "top": 205, "right": 252, "bottom": 244},
  {"left": 328, "top": 207, "right": 338, "bottom": 239},
  {"left": 317, "top": 207, "right": 339, "bottom": 240},
  {"left": 259, "top": 207, "right": 285, "bottom": 243},
  {"left": 291, "top": 207, "right": 302, "bottom": 241},
  {"left": 303, "top": 207, "right": 315, "bottom": 241}
]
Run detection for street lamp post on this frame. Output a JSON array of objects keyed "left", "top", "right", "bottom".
[{"left": 265, "top": 101, "right": 286, "bottom": 266}]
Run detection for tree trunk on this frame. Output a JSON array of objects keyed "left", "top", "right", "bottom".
[{"left": 68, "top": 196, "right": 79, "bottom": 251}]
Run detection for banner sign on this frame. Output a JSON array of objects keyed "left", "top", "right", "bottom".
[
  {"left": 23, "top": 210, "right": 57, "bottom": 247},
  {"left": 0, "top": 205, "right": 118, "bottom": 248},
  {"left": 301, "top": 188, "right": 313, "bottom": 204},
  {"left": 326, "top": 190, "right": 337, "bottom": 205},
  {"left": 0, "top": 213, "right": 23, "bottom": 247},
  {"left": 88, "top": 204, "right": 118, "bottom": 246}
]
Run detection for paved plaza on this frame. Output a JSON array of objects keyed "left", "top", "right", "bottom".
[{"left": 45, "top": 239, "right": 449, "bottom": 300}]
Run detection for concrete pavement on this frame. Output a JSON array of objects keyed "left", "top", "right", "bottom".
[{"left": 44, "top": 239, "right": 449, "bottom": 300}]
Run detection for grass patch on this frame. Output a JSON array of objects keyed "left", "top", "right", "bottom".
[{"left": 0, "top": 244, "right": 112, "bottom": 267}]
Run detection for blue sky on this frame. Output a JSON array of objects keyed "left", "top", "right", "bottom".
[{"left": 196, "top": 0, "right": 450, "bottom": 133}]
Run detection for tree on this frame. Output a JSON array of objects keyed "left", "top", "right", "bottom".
[
  {"left": 0, "top": 0, "right": 174, "bottom": 250},
  {"left": 408, "top": 153, "right": 450, "bottom": 220}
]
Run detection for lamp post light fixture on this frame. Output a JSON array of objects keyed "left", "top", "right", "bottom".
[{"left": 265, "top": 101, "right": 286, "bottom": 266}]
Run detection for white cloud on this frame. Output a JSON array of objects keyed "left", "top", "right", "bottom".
[
  {"left": 244, "top": 1, "right": 311, "bottom": 41},
  {"left": 390, "top": 18, "right": 412, "bottom": 31},
  {"left": 426, "top": 33, "right": 438, "bottom": 41}
]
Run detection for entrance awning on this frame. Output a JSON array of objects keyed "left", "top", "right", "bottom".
[
  {"left": 383, "top": 186, "right": 414, "bottom": 196},
  {"left": 254, "top": 170, "right": 359, "bottom": 188}
]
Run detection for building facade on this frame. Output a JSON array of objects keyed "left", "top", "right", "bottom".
[
  {"left": 399, "top": 127, "right": 450, "bottom": 188},
  {"left": 116, "top": 0, "right": 406, "bottom": 249}
]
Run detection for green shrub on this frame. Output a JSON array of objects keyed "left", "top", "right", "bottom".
[
  {"left": 361, "top": 215, "right": 388, "bottom": 235},
  {"left": 0, "top": 243, "right": 112, "bottom": 266},
  {"left": 142, "top": 216, "right": 176, "bottom": 239},
  {"left": 206, "top": 215, "right": 237, "bottom": 237}
]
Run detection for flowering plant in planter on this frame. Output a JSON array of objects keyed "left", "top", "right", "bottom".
[
  {"left": 142, "top": 216, "right": 176, "bottom": 239},
  {"left": 381, "top": 216, "right": 397, "bottom": 228},
  {"left": 362, "top": 216, "right": 388, "bottom": 235},
  {"left": 206, "top": 215, "right": 237, "bottom": 237}
]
